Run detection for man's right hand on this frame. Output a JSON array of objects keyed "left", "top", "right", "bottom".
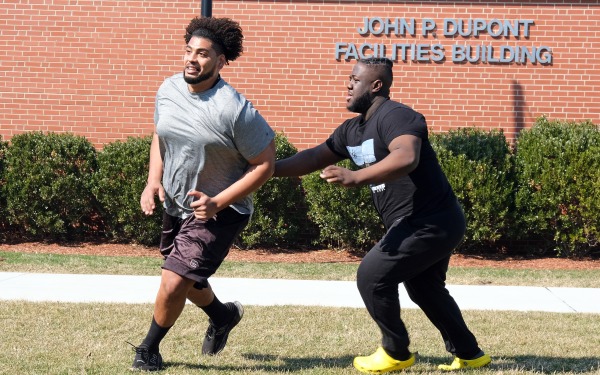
[{"left": 140, "top": 182, "right": 165, "bottom": 215}]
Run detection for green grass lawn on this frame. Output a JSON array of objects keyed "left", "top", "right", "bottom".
[
  {"left": 1, "top": 252, "right": 599, "bottom": 374},
  {"left": 1, "top": 302, "right": 598, "bottom": 374},
  {"left": 1, "top": 251, "right": 599, "bottom": 287}
]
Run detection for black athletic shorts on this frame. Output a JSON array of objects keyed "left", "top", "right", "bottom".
[{"left": 159, "top": 207, "right": 250, "bottom": 289}]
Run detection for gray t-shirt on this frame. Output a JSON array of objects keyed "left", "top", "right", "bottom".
[{"left": 154, "top": 73, "right": 275, "bottom": 218}]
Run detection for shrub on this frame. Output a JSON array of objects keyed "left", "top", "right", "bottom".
[
  {"left": 4, "top": 132, "right": 99, "bottom": 239},
  {"left": 239, "top": 133, "right": 314, "bottom": 248},
  {"left": 92, "top": 136, "right": 162, "bottom": 246},
  {"left": 513, "top": 117, "right": 600, "bottom": 257},
  {"left": 0, "top": 135, "right": 9, "bottom": 237},
  {"left": 431, "top": 128, "right": 514, "bottom": 251},
  {"left": 301, "top": 159, "right": 383, "bottom": 251}
]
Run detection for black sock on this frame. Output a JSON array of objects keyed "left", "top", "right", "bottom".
[
  {"left": 141, "top": 317, "right": 172, "bottom": 352},
  {"left": 200, "top": 295, "right": 234, "bottom": 326}
]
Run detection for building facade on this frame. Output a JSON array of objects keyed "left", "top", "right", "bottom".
[{"left": 1, "top": 0, "right": 599, "bottom": 149}]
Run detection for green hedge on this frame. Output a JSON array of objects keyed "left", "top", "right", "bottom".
[
  {"left": 92, "top": 136, "right": 162, "bottom": 245},
  {"left": 301, "top": 159, "right": 384, "bottom": 251},
  {"left": 238, "top": 133, "right": 314, "bottom": 248},
  {"left": 1, "top": 122, "right": 599, "bottom": 258},
  {"left": 513, "top": 117, "right": 600, "bottom": 257},
  {"left": 3, "top": 132, "right": 99, "bottom": 239},
  {"left": 0, "top": 135, "right": 9, "bottom": 236},
  {"left": 431, "top": 128, "right": 514, "bottom": 251}
]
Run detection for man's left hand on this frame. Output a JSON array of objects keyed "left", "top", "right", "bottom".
[
  {"left": 319, "top": 165, "right": 358, "bottom": 187},
  {"left": 187, "top": 190, "right": 219, "bottom": 221}
]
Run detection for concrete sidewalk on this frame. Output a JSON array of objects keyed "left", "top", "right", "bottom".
[{"left": 0, "top": 272, "right": 599, "bottom": 313}]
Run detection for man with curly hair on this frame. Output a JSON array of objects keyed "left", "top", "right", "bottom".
[{"left": 131, "top": 16, "right": 275, "bottom": 371}]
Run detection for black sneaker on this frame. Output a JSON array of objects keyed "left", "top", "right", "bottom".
[
  {"left": 201, "top": 301, "right": 244, "bottom": 355},
  {"left": 129, "top": 343, "right": 163, "bottom": 371}
]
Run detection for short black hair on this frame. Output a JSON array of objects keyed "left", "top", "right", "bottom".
[
  {"left": 359, "top": 57, "right": 394, "bottom": 69},
  {"left": 185, "top": 17, "right": 244, "bottom": 63},
  {"left": 358, "top": 57, "right": 393, "bottom": 94}
]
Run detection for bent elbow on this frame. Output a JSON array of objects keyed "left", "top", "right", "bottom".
[{"left": 407, "top": 156, "right": 420, "bottom": 174}]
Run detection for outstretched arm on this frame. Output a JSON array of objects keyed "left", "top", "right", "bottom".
[
  {"left": 274, "top": 142, "right": 344, "bottom": 177},
  {"left": 320, "top": 134, "right": 421, "bottom": 187}
]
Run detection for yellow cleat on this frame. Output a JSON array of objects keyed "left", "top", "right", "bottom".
[
  {"left": 438, "top": 353, "right": 491, "bottom": 371},
  {"left": 353, "top": 347, "right": 415, "bottom": 374}
]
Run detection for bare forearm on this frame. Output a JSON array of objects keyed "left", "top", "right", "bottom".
[
  {"left": 140, "top": 133, "right": 165, "bottom": 215},
  {"left": 274, "top": 153, "right": 320, "bottom": 177},
  {"left": 353, "top": 155, "right": 417, "bottom": 185},
  {"left": 353, "top": 134, "right": 421, "bottom": 185},
  {"left": 147, "top": 133, "right": 163, "bottom": 184},
  {"left": 320, "top": 136, "right": 420, "bottom": 188},
  {"left": 214, "top": 162, "right": 273, "bottom": 210},
  {"left": 274, "top": 144, "right": 342, "bottom": 177},
  {"left": 212, "top": 140, "right": 276, "bottom": 211}
]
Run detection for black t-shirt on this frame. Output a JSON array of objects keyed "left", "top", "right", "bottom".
[{"left": 326, "top": 99, "right": 456, "bottom": 228}]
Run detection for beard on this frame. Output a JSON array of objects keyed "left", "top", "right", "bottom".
[
  {"left": 183, "top": 68, "right": 213, "bottom": 85},
  {"left": 347, "top": 90, "right": 373, "bottom": 114}
]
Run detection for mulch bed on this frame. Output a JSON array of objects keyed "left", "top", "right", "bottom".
[{"left": 1, "top": 242, "right": 599, "bottom": 270}]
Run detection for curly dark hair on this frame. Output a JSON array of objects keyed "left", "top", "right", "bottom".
[{"left": 185, "top": 17, "right": 244, "bottom": 63}]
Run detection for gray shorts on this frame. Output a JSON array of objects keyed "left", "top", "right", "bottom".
[{"left": 159, "top": 207, "right": 250, "bottom": 289}]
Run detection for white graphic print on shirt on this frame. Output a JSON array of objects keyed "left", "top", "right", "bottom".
[{"left": 346, "top": 139, "right": 386, "bottom": 193}]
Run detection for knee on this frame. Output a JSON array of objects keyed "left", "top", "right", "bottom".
[
  {"left": 357, "top": 271, "right": 400, "bottom": 303},
  {"left": 405, "top": 281, "right": 450, "bottom": 305},
  {"left": 405, "top": 287, "right": 423, "bottom": 305},
  {"left": 356, "top": 263, "right": 377, "bottom": 294},
  {"left": 160, "top": 270, "right": 191, "bottom": 299}
]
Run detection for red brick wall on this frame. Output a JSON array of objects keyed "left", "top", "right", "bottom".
[{"left": 1, "top": 1, "right": 599, "bottom": 149}]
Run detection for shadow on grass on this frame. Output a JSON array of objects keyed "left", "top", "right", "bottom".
[
  {"left": 165, "top": 353, "right": 355, "bottom": 372},
  {"left": 495, "top": 355, "right": 600, "bottom": 373},
  {"left": 164, "top": 354, "right": 600, "bottom": 373},
  {"left": 418, "top": 354, "right": 600, "bottom": 374}
]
